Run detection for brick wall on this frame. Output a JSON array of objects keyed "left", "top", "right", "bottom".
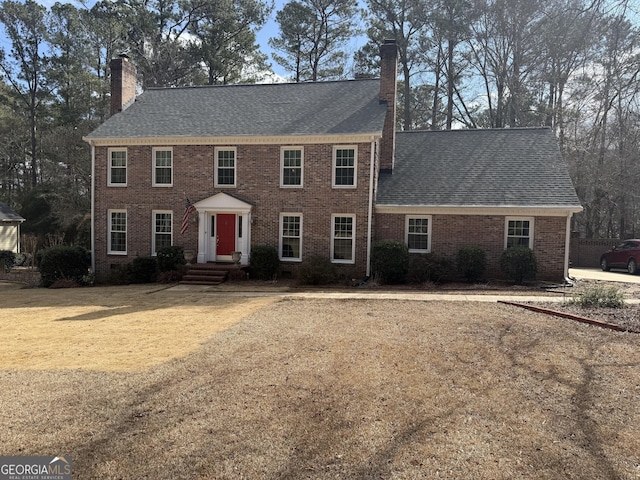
[
  {"left": 94, "top": 142, "right": 375, "bottom": 281},
  {"left": 375, "top": 213, "right": 568, "bottom": 281}
]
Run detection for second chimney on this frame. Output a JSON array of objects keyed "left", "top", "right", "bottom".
[
  {"left": 379, "top": 39, "right": 398, "bottom": 172},
  {"left": 110, "top": 55, "right": 137, "bottom": 116}
]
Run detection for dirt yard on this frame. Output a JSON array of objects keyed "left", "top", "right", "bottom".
[{"left": 0, "top": 283, "right": 639, "bottom": 479}]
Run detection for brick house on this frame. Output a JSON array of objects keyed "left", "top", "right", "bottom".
[{"left": 84, "top": 41, "right": 582, "bottom": 283}]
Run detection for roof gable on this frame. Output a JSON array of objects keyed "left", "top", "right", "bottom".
[
  {"left": 0, "top": 202, "right": 24, "bottom": 222},
  {"left": 194, "top": 192, "right": 253, "bottom": 212},
  {"left": 377, "top": 128, "right": 582, "bottom": 209},
  {"left": 86, "top": 79, "right": 387, "bottom": 141}
]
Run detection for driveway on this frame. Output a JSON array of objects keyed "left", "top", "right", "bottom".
[{"left": 569, "top": 267, "right": 640, "bottom": 283}]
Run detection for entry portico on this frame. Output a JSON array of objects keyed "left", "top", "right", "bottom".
[{"left": 194, "top": 192, "right": 252, "bottom": 265}]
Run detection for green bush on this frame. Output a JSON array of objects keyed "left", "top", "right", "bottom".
[
  {"left": 130, "top": 256, "right": 158, "bottom": 284},
  {"left": 39, "top": 246, "right": 91, "bottom": 288},
  {"left": 500, "top": 247, "right": 537, "bottom": 285},
  {"left": 249, "top": 245, "right": 279, "bottom": 280},
  {"left": 457, "top": 246, "right": 487, "bottom": 283},
  {"left": 14, "top": 252, "right": 29, "bottom": 267},
  {"left": 371, "top": 240, "right": 409, "bottom": 284},
  {"left": 156, "top": 245, "right": 186, "bottom": 272},
  {"left": 407, "top": 253, "right": 453, "bottom": 284},
  {"left": 0, "top": 250, "right": 16, "bottom": 272},
  {"left": 298, "top": 255, "right": 338, "bottom": 285},
  {"left": 570, "top": 285, "right": 626, "bottom": 308}
]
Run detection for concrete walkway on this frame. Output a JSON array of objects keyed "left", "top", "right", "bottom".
[
  {"left": 171, "top": 286, "right": 640, "bottom": 304},
  {"left": 169, "top": 266, "right": 640, "bottom": 304},
  {"left": 198, "top": 285, "right": 571, "bottom": 303},
  {"left": 168, "top": 284, "right": 577, "bottom": 303}
]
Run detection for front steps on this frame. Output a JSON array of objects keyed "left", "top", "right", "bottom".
[{"left": 180, "top": 263, "right": 243, "bottom": 286}]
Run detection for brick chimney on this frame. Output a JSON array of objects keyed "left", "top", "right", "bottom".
[
  {"left": 379, "top": 39, "right": 398, "bottom": 172},
  {"left": 110, "top": 54, "right": 137, "bottom": 116}
]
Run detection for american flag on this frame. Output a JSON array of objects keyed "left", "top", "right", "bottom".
[{"left": 181, "top": 197, "right": 195, "bottom": 234}]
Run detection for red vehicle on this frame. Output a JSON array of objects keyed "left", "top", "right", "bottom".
[{"left": 600, "top": 239, "right": 640, "bottom": 274}]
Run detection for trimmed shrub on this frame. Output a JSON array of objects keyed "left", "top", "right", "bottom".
[
  {"left": 156, "top": 245, "right": 186, "bottom": 272},
  {"left": 298, "top": 255, "right": 338, "bottom": 285},
  {"left": 371, "top": 240, "right": 409, "bottom": 284},
  {"left": 13, "top": 252, "right": 29, "bottom": 267},
  {"left": 39, "top": 246, "right": 91, "bottom": 288},
  {"left": 249, "top": 245, "right": 279, "bottom": 280},
  {"left": 0, "top": 250, "right": 16, "bottom": 272},
  {"left": 500, "top": 247, "right": 537, "bottom": 284},
  {"left": 130, "top": 256, "right": 158, "bottom": 284},
  {"left": 408, "top": 253, "right": 453, "bottom": 284},
  {"left": 570, "top": 285, "right": 625, "bottom": 308},
  {"left": 457, "top": 246, "right": 487, "bottom": 283}
]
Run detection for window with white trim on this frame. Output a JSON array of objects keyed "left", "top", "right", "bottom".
[
  {"left": 108, "top": 210, "right": 127, "bottom": 254},
  {"left": 505, "top": 217, "right": 534, "bottom": 248},
  {"left": 281, "top": 148, "right": 303, "bottom": 187},
  {"left": 215, "top": 147, "right": 236, "bottom": 187},
  {"left": 153, "top": 211, "right": 173, "bottom": 254},
  {"left": 406, "top": 216, "right": 431, "bottom": 252},
  {"left": 108, "top": 148, "right": 127, "bottom": 186},
  {"left": 153, "top": 148, "right": 173, "bottom": 186},
  {"left": 331, "top": 214, "right": 355, "bottom": 263},
  {"left": 332, "top": 146, "right": 357, "bottom": 188},
  {"left": 280, "top": 214, "right": 302, "bottom": 261}
]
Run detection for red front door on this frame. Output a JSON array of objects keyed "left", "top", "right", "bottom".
[{"left": 216, "top": 214, "right": 236, "bottom": 256}]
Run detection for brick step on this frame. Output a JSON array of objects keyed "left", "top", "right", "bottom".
[
  {"left": 182, "top": 273, "right": 226, "bottom": 282},
  {"left": 181, "top": 265, "right": 229, "bottom": 285},
  {"left": 184, "top": 269, "right": 227, "bottom": 276},
  {"left": 181, "top": 279, "right": 224, "bottom": 285}
]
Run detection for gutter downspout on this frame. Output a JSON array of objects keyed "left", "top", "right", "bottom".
[
  {"left": 564, "top": 212, "right": 572, "bottom": 283},
  {"left": 90, "top": 144, "right": 96, "bottom": 273},
  {"left": 366, "top": 138, "right": 376, "bottom": 277}
]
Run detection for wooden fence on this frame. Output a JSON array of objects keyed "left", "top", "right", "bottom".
[{"left": 570, "top": 238, "right": 620, "bottom": 268}]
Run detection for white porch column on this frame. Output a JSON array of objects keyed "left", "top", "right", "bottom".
[
  {"left": 240, "top": 212, "right": 251, "bottom": 265},
  {"left": 197, "top": 210, "right": 208, "bottom": 263}
]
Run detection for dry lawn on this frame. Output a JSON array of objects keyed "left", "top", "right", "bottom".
[
  {"left": 1, "top": 283, "right": 639, "bottom": 479},
  {"left": 0, "top": 283, "right": 276, "bottom": 371}
]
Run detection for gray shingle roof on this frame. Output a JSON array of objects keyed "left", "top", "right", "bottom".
[
  {"left": 377, "top": 128, "right": 582, "bottom": 208},
  {"left": 0, "top": 202, "right": 24, "bottom": 222},
  {"left": 86, "top": 79, "right": 387, "bottom": 139}
]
